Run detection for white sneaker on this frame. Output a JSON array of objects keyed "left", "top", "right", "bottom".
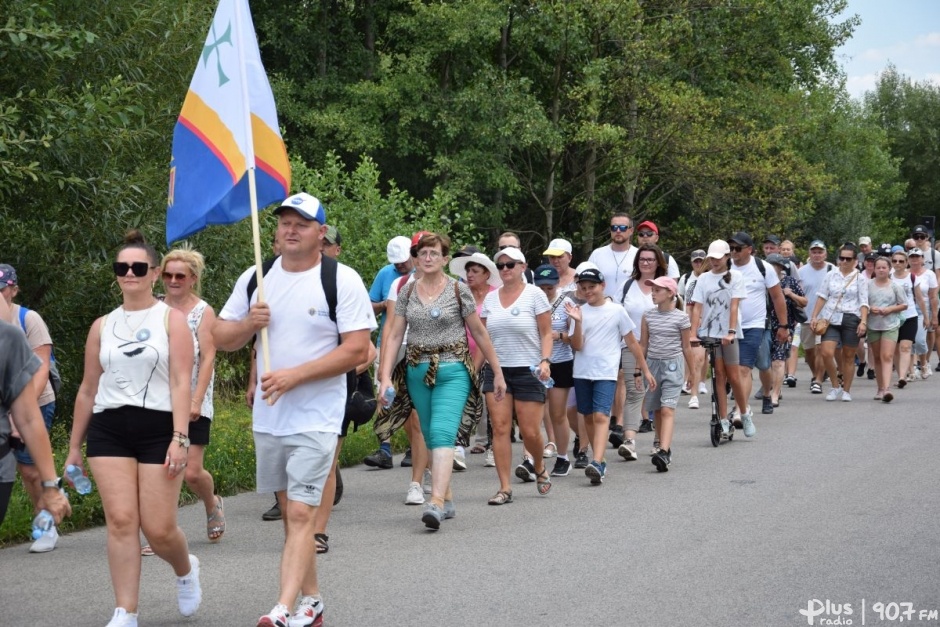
[
  {"left": 924, "top": 364, "right": 933, "bottom": 378},
  {"left": 617, "top": 439, "right": 638, "bottom": 461},
  {"left": 825, "top": 387, "right": 843, "bottom": 402},
  {"left": 106, "top": 608, "right": 138, "bottom": 627},
  {"left": 681, "top": 381, "right": 692, "bottom": 395},
  {"left": 176, "top": 554, "right": 201, "bottom": 617},
  {"left": 405, "top": 482, "right": 425, "bottom": 505},
  {"left": 29, "top": 524, "right": 58, "bottom": 553},
  {"left": 841, "top": 391, "right": 852, "bottom": 402},
  {"left": 688, "top": 395, "right": 699, "bottom": 409},
  {"left": 422, "top": 468, "right": 432, "bottom": 494},
  {"left": 483, "top": 448, "right": 496, "bottom": 467},
  {"left": 698, "top": 382, "right": 709, "bottom": 395},
  {"left": 452, "top": 448, "right": 467, "bottom": 471},
  {"left": 289, "top": 595, "right": 324, "bottom": 627}
]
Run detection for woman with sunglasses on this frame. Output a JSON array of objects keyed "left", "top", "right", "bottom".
[
  {"left": 867, "top": 257, "right": 907, "bottom": 401},
  {"left": 66, "top": 230, "right": 200, "bottom": 627},
  {"left": 810, "top": 244, "right": 869, "bottom": 402},
  {"left": 379, "top": 233, "right": 505, "bottom": 529},
  {"left": 159, "top": 248, "right": 223, "bottom": 543},
  {"left": 908, "top": 248, "right": 938, "bottom": 379},
  {"left": 890, "top": 251, "right": 923, "bottom": 386},
  {"left": 481, "top": 247, "right": 554, "bottom": 505}
]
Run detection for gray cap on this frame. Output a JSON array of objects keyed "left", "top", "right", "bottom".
[{"left": 765, "top": 253, "right": 789, "bottom": 268}]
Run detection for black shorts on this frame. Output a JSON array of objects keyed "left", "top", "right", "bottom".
[
  {"left": 898, "top": 316, "right": 918, "bottom": 343},
  {"left": 189, "top": 416, "right": 212, "bottom": 446},
  {"left": 87, "top": 406, "right": 174, "bottom": 464},
  {"left": 482, "top": 365, "right": 546, "bottom": 403},
  {"left": 550, "top": 359, "right": 575, "bottom": 389}
]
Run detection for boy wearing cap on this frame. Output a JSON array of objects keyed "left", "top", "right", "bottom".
[{"left": 798, "top": 241, "right": 835, "bottom": 393}]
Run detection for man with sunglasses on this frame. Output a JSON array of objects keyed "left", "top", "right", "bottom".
[
  {"left": 728, "top": 231, "right": 788, "bottom": 422},
  {"left": 912, "top": 225, "right": 940, "bottom": 372},
  {"left": 798, "top": 241, "right": 836, "bottom": 394},
  {"left": 588, "top": 214, "right": 637, "bottom": 298},
  {"left": 0, "top": 264, "right": 61, "bottom": 553},
  {"left": 635, "top": 220, "right": 680, "bottom": 279}
]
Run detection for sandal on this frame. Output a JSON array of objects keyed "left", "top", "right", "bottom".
[
  {"left": 487, "top": 490, "right": 513, "bottom": 506},
  {"left": 543, "top": 442, "right": 557, "bottom": 458},
  {"left": 207, "top": 495, "right": 225, "bottom": 543},
  {"left": 314, "top": 533, "right": 329, "bottom": 554},
  {"left": 470, "top": 445, "right": 486, "bottom": 454},
  {"left": 140, "top": 544, "right": 154, "bottom": 557},
  {"left": 536, "top": 469, "right": 552, "bottom": 496}
]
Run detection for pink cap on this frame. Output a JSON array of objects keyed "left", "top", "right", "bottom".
[{"left": 644, "top": 276, "right": 678, "bottom": 295}]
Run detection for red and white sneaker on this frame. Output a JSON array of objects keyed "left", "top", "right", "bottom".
[
  {"left": 258, "top": 604, "right": 291, "bottom": 627},
  {"left": 289, "top": 596, "right": 325, "bottom": 627}
]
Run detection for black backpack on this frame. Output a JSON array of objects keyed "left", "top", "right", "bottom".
[{"left": 247, "top": 255, "right": 376, "bottom": 430}]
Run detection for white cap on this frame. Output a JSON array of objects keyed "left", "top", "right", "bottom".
[
  {"left": 543, "top": 238, "right": 572, "bottom": 256},
  {"left": 494, "top": 247, "right": 526, "bottom": 264},
  {"left": 706, "top": 240, "right": 731, "bottom": 259},
  {"left": 387, "top": 236, "right": 412, "bottom": 264},
  {"left": 274, "top": 192, "right": 326, "bottom": 223}
]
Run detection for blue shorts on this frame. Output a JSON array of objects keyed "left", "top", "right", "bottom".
[
  {"left": 14, "top": 402, "right": 55, "bottom": 465},
  {"left": 739, "top": 328, "right": 771, "bottom": 370},
  {"left": 573, "top": 378, "right": 617, "bottom": 416}
]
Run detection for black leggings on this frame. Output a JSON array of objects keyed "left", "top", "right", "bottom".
[{"left": 0, "top": 481, "right": 14, "bottom": 527}]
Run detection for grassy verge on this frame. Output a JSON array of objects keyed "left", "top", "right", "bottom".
[{"left": 0, "top": 400, "right": 407, "bottom": 547}]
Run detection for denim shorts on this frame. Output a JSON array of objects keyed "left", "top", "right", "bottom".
[
  {"left": 13, "top": 402, "right": 55, "bottom": 465},
  {"left": 739, "top": 328, "right": 771, "bottom": 370},
  {"left": 573, "top": 378, "right": 617, "bottom": 416}
]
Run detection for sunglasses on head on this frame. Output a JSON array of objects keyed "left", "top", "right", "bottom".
[
  {"left": 914, "top": 234, "right": 928, "bottom": 240},
  {"left": 113, "top": 261, "right": 152, "bottom": 277},
  {"left": 728, "top": 245, "right": 743, "bottom": 252},
  {"left": 495, "top": 261, "right": 518, "bottom": 270},
  {"left": 838, "top": 256, "right": 855, "bottom": 262},
  {"left": 637, "top": 231, "right": 655, "bottom": 238},
  {"left": 610, "top": 225, "right": 631, "bottom": 232},
  {"left": 162, "top": 272, "right": 190, "bottom": 282}
]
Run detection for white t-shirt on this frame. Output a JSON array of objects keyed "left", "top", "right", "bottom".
[
  {"left": 799, "top": 263, "right": 832, "bottom": 317},
  {"left": 690, "top": 270, "right": 746, "bottom": 339},
  {"left": 621, "top": 280, "right": 654, "bottom": 329},
  {"left": 219, "top": 258, "right": 377, "bottom": 436},
  {"left": 481, "top": 284, "right": 551, "bottom": 367},
  {"left": 890, "top": 273, "right": 918, "bottom": 319},
  {"left": 573, "top": 301, "right": 636, "bottom": 380},
  {"left": 913, "top": 269, "right": 938, "bottom": 318},
  {"left": 732, "top": 256, "right": 779, "bottom": 329},
  {"left": 588, "top": 244, "right": 637, "bottom": 300}
]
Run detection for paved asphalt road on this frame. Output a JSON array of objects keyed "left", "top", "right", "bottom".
[{"left": 2, "top": 361, "right": 939, "bottom": 627}]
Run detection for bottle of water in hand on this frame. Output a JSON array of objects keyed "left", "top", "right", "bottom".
[
  {"left": 529, "top": 365, "right": 555, "bottom": 389},
  {"left": 381, "top": 386, "right": 396, "bottom": 408},
  {"left": 31, "top": 510, "right": 55, "bottom": 540},
  {"left": 65, "top": 464, "right": 93, "bottom": 495}
]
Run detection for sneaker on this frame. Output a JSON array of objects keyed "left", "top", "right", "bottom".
[
  {"left": 688, "top": 395, "right": 699, "bottom": 409},
  {"left": 825, "top": 387, "right": 843, "bottom": 402},
  {"left": 681, "top": 381, "right": 692, "bottom": 395},
  {"left": 543, "top": 442, "right": 557, "bottom": 458},
  {"left": 785, "top": 375, "right": 797, "bottom": 388},
  {"left": 720, "top": 418, "right": 731, "bottom": 437},
  {"left": 422, "top": 468, "right": 432, "bottom": 494},
  {"left": 405, "top": 482, "right": 425, "bottom": 505},
  {"left": 177, "top": 554, "right": 201, "bottom": 616},
  {"left": 422, "top": 502, "right": 444, "bottom": 530},
  {"left": 638, "top": 419, "right": 653, "bottom": 433},
  {"left": 443, "top": 500, "right": 456, "bottom": 519},
  {"left": 515, "top": 458, "right": 536, "bottom": 482},
  {"left": 483, "top": 448, "right": 496, "bottom": 467},
  {"left": 866, "top": 368, "right": 875, "bottom": 380},
  {"left": 258, "top": 604, "right": 291, "bottom": 627},
  {"left": 289, "top": 596, "right": 324, "bottom": 627},
  {"left": 913, "top": 366, "right": 923, "bottom": 380},
  {"left": 732, "top": 407, "right": 744, "bottom": 429},
  {"left": 617, "top": 438, "right": 638, "bottom": 461},
  {"left": 841, "top": 391, "right": 852, "bottom": 402},
  {"left": 810, "top": 380, "right": 822, "bottom": 394},
  {"left": 106, "top": 608, "right": 139, "bottom": 627},
  {"left": 761, "top": 396, "right": 773, "bottom": 415},
  {"left": 29, "top": 524, "right": 58, "bottom": 553},
  {"left": 262, "top": 499, "right": 282, "bottom": 521},
  {"left": 363, "top": 448, "right": 393, "bottom": 469},
  {"left": 741, "top": 411, "right": 756, "bottom": 437},
  {"left": 573, "top": 450, "right": 590, "bottom": 469},
  {"left": 856, "top": 361, "right": 866, "bottom": 377},
  {"left": 924, "top": 364, "right": 933, "bottom": 378},
  {"left": 550, "top": 457, "right": 571, "bottom": 477},
  {"left": 882, "top": 391, "right": 894, "bottom": 403},
  {"left": 585, "top": 460, "right": 606, "bottom": 485},
  {"left": 897, "top": 378, "right": 907, "bottom": 389},
  {"left": 453, "top": 448, "right": 468, "bottom": 472},
  {"left": 650, "top": 439, "right": 661, "bottom": 456},
  {"left": 652, "top": 448, "right": 672, "bottom": 472},
  {"left": 572, "top": 436, "right": 580, "bottom": 456},
  {"left": 699, "top": 382, "right": 709, "bottom": 395},
  {"left": 608, "top": 425, "right": 625, "bottom": 447},
  {"left": 401, "top": 447, "right": 412, "bottom": 467}
]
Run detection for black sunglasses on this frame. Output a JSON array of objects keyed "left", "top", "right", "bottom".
[
  {"left": 495, "top": 261, "right": 518, "bottom": 270},
  {"left": 113, "top": 262, "right": 152, "bottom": 277},
  {"left": 913, "top": 234, "right": 928, "bottom": 240},
  {"left": 637, "top": 231, "right": 656, "bottom": 238},
  {"left": 162, "top": 271, "right": 190, "bottom": 282},
  {"left": 838, "top": 256, "right": 855, "bottom": 262},
  {"left": 728, "top": 245, "right": 743, "bottom": 252},
  {"left": 892, "top": 259, "right": 907, "bottom": 264},
  {"left": 610, "top": 225, "right": 631, "bottom": 232}
]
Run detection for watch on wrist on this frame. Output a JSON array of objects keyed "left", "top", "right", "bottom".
[
  {"left": 728, "top": 328, "right": 736, "bottom": 334},
  {"left": 41, "top": 478, "right": 62, "bottom": 490},
  {"left": 171, "top": 432, "right": 191, "bottom": 448},
  {"left": 540, "top": 357, "right": 552, "bottom": 365}
]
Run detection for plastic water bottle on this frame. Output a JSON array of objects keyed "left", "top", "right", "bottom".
[
  {"left": 65, "top": 464, "right": 93, "bottom": 495},
  {"left": 381, "top": 386, "right": 396, "bottom": 408},
  {"left": 529, "top": 365, "right": 555, "bottom": 388},
  {"left": 31, "top": 510, "right": 54, "bottom": 540}
]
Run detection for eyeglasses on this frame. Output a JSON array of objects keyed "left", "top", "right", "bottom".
[
  {"left": 415, "top": 250, "right": 443, "bottom": 260},
  {"left": 838, "top": 256, "right": 855, "bottom": 262},
  {"left": 728, "top": 245, "right": 743, "bottom": 252},
  {"left": 162, "top": 272, "right": 191, "bottom": 282},
  {"left": 637, "top": 231, "right": 655, "bottom": 238},
  {"left": 610, "top": 225, "right": 632, "bottom": 232},
  {"left": 495, "top": 261, "right": 518, "bottom": 270},
  {"left": 638, "top": 258, "right": 657, "bottom": 264},
  {"left": 913, "top": 234, "right": 928, "bottom": 240},
  {"left": 113, "top": 262, "right": 152, "bottom": 277}
]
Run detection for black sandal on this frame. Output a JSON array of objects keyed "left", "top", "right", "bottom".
[
  {"left": 314, "top": 533, "right": 329, "bottom": 554},
  {"left": 536, "top": 469, "right": 552, "bottom": 496}
]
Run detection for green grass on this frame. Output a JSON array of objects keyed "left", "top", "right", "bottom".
[{"left": 0, "top": 399, "right": 406, "bottom": 547}]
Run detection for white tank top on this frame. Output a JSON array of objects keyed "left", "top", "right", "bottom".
[
  {"left": 94, "top": 301, "right": 173, "bottom": 413},
  {"left": 188, "top": 299, "right": 215, "bottom": 419}
]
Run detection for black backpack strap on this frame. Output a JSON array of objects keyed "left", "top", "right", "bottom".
[
  {"left": 321, "top": 254, "right": 339, "bottom": 324},
  {"left": 620, "top": 278, "right": 635, "bottom": 304},
  {"left": 246, "top": 256, "right": 279, "bottom": 303}
]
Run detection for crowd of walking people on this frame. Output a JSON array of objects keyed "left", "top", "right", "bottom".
[{"left": 3, "top": 196, "right": 939, "bottom": 627}]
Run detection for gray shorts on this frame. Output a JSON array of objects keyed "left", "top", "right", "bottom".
[
  {"left": 700, "top": 336, "right": 740, "bottom": 366},
  {"left": 647, "top": 357, "right": 685, "bottom": 410},
  {"left": 254, "top": 430, "right": 337, "bottom": 507}
]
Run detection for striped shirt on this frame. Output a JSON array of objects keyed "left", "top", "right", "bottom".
[
  {"left": 481, "top": 284, "right": 551, "bottom": 367},
  {"left": 548, "top": 294, "right": 575, "bottom": 364},
  {"left": 644, "top": 308, "right": 691, "bottom": 359}
]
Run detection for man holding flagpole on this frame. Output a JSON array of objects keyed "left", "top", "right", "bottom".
[{"left": 214, "top": 193, "right": 376, "bottom": 627}]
